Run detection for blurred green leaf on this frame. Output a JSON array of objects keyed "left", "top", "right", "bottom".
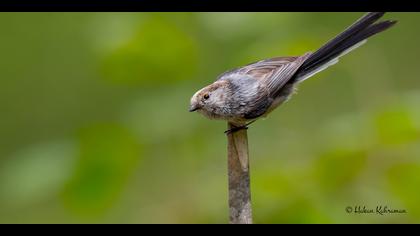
[
  {"left": 0, "top": 141, "right": 75, "bottom": 207},
  {"left": 316, "top": 148, "right": 367, "bottom": 191},
  {"left": 62, "top": 123, "right": 141, "bottom": 217},
  {"left": 375, "top": 107, "right": 419, "bottom": 145},
  {"left": 257, "top": 198, "right": 331, "bottom": 224},
  {"left": 101, "top": 15, "right": 198, "bottom": 86},
  {"left": 387, "top": 163, "right": 420, "bottom": 217}
]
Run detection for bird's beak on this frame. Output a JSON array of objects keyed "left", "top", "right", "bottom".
[
  {"left": 189, "top": 104, "right": 199, "bottom": 112},
  {"left": 189, "top": 93, "right": 201, "bottom": 112}
]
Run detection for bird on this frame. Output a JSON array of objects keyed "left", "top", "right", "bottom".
[{"left": 189, "top": 12, "right": 397, "bottom": 134}]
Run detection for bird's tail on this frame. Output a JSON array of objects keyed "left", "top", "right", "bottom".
[{"left": 293, "top": 12, "right": 397, "bottom": 83}]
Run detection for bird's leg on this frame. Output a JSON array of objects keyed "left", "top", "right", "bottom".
[{"left": 224, "top": 120, "right": 257, "bottom": 135}]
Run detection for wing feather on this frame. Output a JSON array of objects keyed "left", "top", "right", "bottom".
[{"left": 219, "top": 53, "right": 311, "bottom": 99}]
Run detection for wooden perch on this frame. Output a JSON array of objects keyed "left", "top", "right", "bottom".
[{"left": 227, "top": 122, "right": 253, "bottom": 224}]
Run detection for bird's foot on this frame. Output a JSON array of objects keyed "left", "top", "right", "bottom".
[
  {"left": 224, "top": 120, "right": 256, "bottom": 135},
  {"left": 224, "top": 125, "right": 248, "bottom": 135}
]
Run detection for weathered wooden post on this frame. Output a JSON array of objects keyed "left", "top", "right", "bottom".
[{"left": 227, "top": 123, "right": 252, "bottom": 224}]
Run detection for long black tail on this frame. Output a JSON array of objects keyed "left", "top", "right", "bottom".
[{"left": 293, "top": 12, "right": 397, "bottom": 82}]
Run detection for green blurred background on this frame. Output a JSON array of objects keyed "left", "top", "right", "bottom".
[{"left": 0, "top": 12, "right": 419, "bottom": 224}]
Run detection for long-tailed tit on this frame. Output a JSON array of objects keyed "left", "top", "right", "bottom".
[{"left": 189, "top": 12, "right": 397, "bottom": 133}]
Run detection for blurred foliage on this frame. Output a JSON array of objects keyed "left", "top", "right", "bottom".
[
  {"left": 101, "top": 15, "right": 198, "bottom": 86},
  {"left": 62, "top": 123, "right": 141, "bottom": 217},
  {"left": 0, "top": 12, "right": 419, "bottom": 223}
]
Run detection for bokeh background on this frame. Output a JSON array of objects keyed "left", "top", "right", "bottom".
[{"left": 0, "top": 12, "right": 419, "bottom": 224}]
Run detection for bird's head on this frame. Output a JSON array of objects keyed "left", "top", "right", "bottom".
[{"left": 189, "top": 81, "right": 230, "bottom": 119}]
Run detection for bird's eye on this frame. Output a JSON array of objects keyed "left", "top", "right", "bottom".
[{"left": 203, "top": 94, "right": 210, "bottom": 100}]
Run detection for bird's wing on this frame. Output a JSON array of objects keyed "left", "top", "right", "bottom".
[{"left": 218, "top": 53, "right": 311, "bottom": 98}]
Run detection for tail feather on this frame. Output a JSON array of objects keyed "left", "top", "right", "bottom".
[{"left": 293, "top": 12, "right": 397, "bottom": 82}]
